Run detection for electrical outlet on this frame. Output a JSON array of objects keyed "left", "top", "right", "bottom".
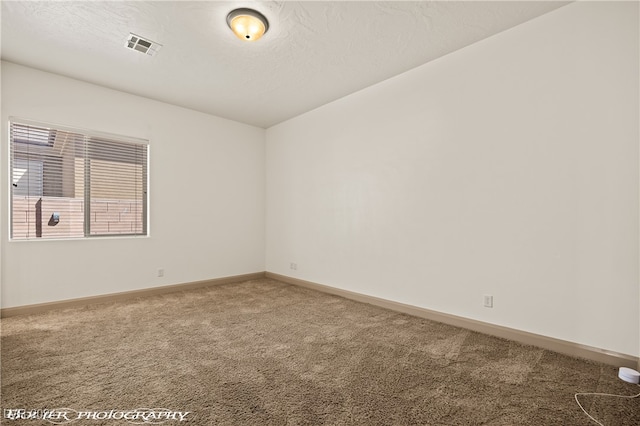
[
  {"left": 157, "top": 268, "right": 164, "bottom": 277},
  {"left": 483, "top": 295, "right": 493, "bottom": 308},
  {"left": 290, "top": 263, "right": 297, "bottom": 270}
]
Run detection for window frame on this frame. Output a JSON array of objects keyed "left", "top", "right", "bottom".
[{"left": 9, "top": 118, "right": 150, "bottom": 241}]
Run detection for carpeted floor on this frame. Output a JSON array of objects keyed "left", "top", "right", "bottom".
[{"left": 1, "top": 278, "right": 639, "bottom": 425}]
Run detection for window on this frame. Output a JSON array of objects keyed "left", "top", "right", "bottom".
[{"left": 10, "top": 120, "right": 148, "bottom": 240}]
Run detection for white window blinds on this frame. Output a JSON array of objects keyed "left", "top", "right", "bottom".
[{"left": 10, "top": 120, "right": 148, "bottom": 240}]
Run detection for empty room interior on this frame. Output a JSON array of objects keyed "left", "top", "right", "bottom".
[{"left": 1, "top": 1, "right": 639, "bottom": 425}]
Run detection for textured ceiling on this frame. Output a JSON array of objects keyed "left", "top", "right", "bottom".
[{"left": 1, "top": 1, "right": 570, "bottom": 128}]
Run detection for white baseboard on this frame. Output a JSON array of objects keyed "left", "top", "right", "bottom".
[
  {"left": 4, "top": 269, "right": 637, "bottom": 369},
  {"left": 0, "top": 272, "right": 266, "bottom": 318},
  {"left": 266, "top": 272, "right": 639, "bottom": 369}
]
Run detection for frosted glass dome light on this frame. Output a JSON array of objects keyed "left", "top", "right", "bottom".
[{"left": 226, "top": 8, "right": 269, "bottom": 42}]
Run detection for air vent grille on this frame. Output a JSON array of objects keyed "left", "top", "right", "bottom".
[{"left": 125, "top": 33, "right": 162, "bottom": 56}]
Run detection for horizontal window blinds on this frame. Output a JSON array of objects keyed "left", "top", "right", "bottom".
[{"left": 10, "top": 121, "right": 148, "bottom": 240}]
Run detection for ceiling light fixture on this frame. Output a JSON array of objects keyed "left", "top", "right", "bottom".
[{"left": 226, "top": 8, "right": 269, "bottom": 42}]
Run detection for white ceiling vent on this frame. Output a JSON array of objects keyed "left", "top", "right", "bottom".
[{"left": 125, "top": 33, "right": 162, "bottom": 56}]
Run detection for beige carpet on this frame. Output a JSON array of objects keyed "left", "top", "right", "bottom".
[{"left": 1, "top": 278, "right": 639, "bottom": 425}]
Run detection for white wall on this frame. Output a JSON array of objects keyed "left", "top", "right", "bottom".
[
  {"left": 266, "top": 1, "right": 639, "bottom": 356},
  {"left": 1, "top": 61, "right": 265, "bottom": 308}
]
